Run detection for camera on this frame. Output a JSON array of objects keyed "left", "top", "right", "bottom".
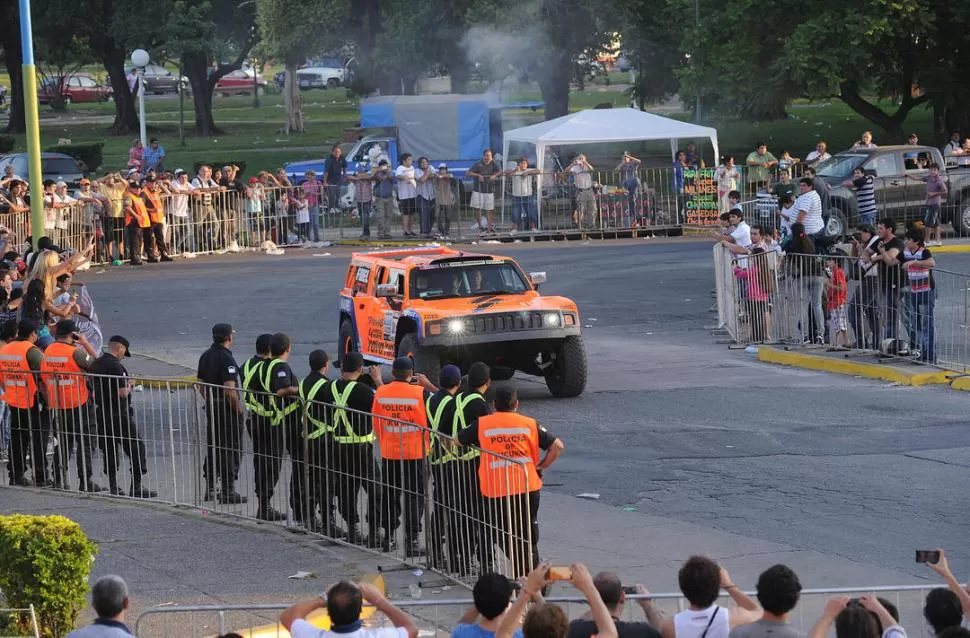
[{"left": 851, "top": 232, "right": 862, "bottom": 241}]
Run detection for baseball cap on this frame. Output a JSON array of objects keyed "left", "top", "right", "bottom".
[
  {"left": 174, "top": 169, "right": 186, "bottom": 176},
  {"left": 143, "top": 176, "right": 155, "bottom": 183},
  {"left": 439, "top": 364, "right": 461, "bottom": 387},
  {"left": 55, "top": 319, "right": 78, "bottom": 337},
  {"left": 212, "top": 323, "right": 234, "bottom": 342},
  {"left": 108, "top": 335, "right": 131, "bottom": 357},
  {"left": 342, "top": 352, "right": 364, "bottom": 373},
  {"left": 249, "top": 177, "right": 258, "bottom": 184},
  {"left": 128, "top": 180, "right": 141, "bottom": 189},
  {"left": 467, "top": 362, "right": 490, "bottom": 387},
  {"left": 392, "top": 356, "right": 413, "bottom": 373},
  {"left": 55, "top": 181, "right": 67, "bottom": 188},
  {"left": 79, "top": 178, "right": 91, "bottom": 185},
  {"left": 438, "top": 163, "right": 448, "bottom": 170}
]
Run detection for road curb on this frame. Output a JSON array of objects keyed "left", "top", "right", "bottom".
[
  {"left": 137, "top": 376, "right": 196, "bottom": 389},
  {"left": 949, "top": 376, "right": 970, "bottom": 391},
  {"left": 756, "top": 346, "right": 951, "bottom": 386},
  {"left": 926, "top": 244, "right": 970, "bottom": 254}
]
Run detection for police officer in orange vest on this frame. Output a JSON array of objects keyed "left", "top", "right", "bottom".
[
  {"left": 372, "top": 356, "right": 437, "bottom": 555},
  {"left": 458, "top": 385, "right": 563, "bottom": 577},
  {"left": 123, "top": 181, "right": 151, "bottom": 265},
  {"left": 141, "top": 176, "right": 173, "bottom": 262},
  {"left": 42, "top": 319, "right": 105, "bottom": 493},
  {"left": 1, "top": 320, "right": 46, "bottom": 486}
]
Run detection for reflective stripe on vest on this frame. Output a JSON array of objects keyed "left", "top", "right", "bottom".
[
  {"left": 242, "top": 358, "right": 273, "bottom": 417},
  {"left": 330, "top": 381, "right": 375, "bottom": 444},
  {"left": 40, "top": 342, "right": 88, "bottom": 409},
  {"left": 0, "top": 340, "right": 38, "bottom": 409},
  {"left": 427, "top": 394, "right": 454, "bottom": 465},
  {"left": 476, "top": 412, "right": 542, "bottom": 498},
  {"left": 300, "top": 377, "right": 332, "bottom": 440},
  {"left": 372, "top": 381, "right": 429, "bottom": 460},
  {"left": 263, "top": 359, "right": 299, "bottom": 425},
  {"left": 450, "top": 392, "right": 483, "bottom": 461}
]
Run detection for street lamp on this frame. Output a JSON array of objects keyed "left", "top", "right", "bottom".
[{"left": 131, "top": 48, "right": 150, "bottom": 148}]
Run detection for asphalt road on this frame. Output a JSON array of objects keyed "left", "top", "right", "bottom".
[{"left": 83, "top": 239, "right": 970, "bottom": 579}]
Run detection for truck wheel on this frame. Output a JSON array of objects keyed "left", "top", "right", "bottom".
[
  {"left": 338, "top": 319, "right": 356, "bottom": 366},
  {"left": 544, "top": 336, "right": 587, "bottom": 398},
  {"left": 825, "top": 207, "right": 848, "bottom": 239},
  {"left": 955, "top": 198, "right": 970, "bottom": 237},
  {"left": 398, "top": 332, "right": 440, "bottom": 386},
  {"left": 327, "top": 78, "right": 339, "bottom": 89}
]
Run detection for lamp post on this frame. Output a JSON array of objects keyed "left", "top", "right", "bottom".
[
  {"left": 252, "top": 57, "right": 260, "bottom": 109},
  {"left": 18, "top": 0, "right": 45, "bottom": 249},
  {"left": 131, "top": 48, "right": 150, "bottom": 148},
  {"left": 694, "top": 0, "right": 701, "bottom": 123}
]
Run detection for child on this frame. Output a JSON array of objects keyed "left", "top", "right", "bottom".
[
  {"left": 294, "top": 190, "right": 310, "bottom": 243},
  {"left": 435, "top": 164, "right": 457, "bottom": 237},
  {"left": 777, "top": 194, "right": 796, "bottom": 245},
  {"left": 901, "top": 227, "right": 936, "bottom": 362},
  {"left": 921, "top": 163, "right": 947, "bottom": 247},
  {"left": 349, "top": 169, "right": 374, "bottom": 239},
  {"left": 733, "top": 247, "right": 773, "bottom": 342},
  {"left": 825, "top": 255, "right": 848, "bottom": 347}
]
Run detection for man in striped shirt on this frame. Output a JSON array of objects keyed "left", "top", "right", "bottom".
[{"left": 843, "top": 167, "right": 876, "bottom": 227}]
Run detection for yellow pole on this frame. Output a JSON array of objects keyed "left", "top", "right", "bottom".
[{"left": 19, "top": 0, "right": 45, "bottom": 251}]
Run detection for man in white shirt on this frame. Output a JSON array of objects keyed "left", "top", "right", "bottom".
[
  {"left": 943, "top": 132, "right": 962, "bottom": 157},
  {"left": 793, "top": 177, "right": 824, "bottom": 235},
  {"left": 394, "top": 154, "right": 418, "bottom": 237},
  {"left": 720, "top": 210, "right": 751, "bottom": 248},
  {"left": 280, "top": 580, "right": 418, "bottom": 638},
  {"left": 567, "top": 154, "right": 596, "bottom": 229},
  {"left": 804, "top": 141, "right": 830, "bottom": 168},
  {"left": 191, "top": 165, "right": 222, "bottom": 251},
  {"left": 167, "top": 169, "right": 196, "bottom": 253}
]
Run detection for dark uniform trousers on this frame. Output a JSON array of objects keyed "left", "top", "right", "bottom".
[
  {"left": 150, "top": 222, "right": 170, "bottom": 258},
  {"left": 483, "top": 490, "right": 541, "bottom": 579},
  {"left": 51, "top": 405, "right": 98, "bottom": 490},
  {"left": 202, "top": 400, "right": 242, "bottom": 493},
  {"left": 282, "top": 414, "right": 309, "bottom": 522},
  {"left": 99, "top": 406, "right": 147, "bottom": 490},
  {"left": 246, "top": 413, "right": 284, "bottom": 505},
  {"left": 430, "top": 459, "right": 485, "bottom": 572},
  {"left": 381, "top": 458, "right": 426, "bottom": 542},
  {"left": 307, "top": 434, "right": 337, "bottom": 530},
  {"left": 333, "top": 442, "right": 381, "bottom": 535},
  {"left": 6, "top": 405, "right": 44, "bottom": 485}
]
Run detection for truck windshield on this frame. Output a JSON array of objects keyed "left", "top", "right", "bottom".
[
  {"left": 409, "top": 262, "right": 529, "bottom": 300},
  {"left": 816, "top": 154, "right": 866, "bottom": 180}
]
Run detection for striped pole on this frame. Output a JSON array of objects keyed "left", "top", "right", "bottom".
[{"left": 19, "top": 0, "right": 45, "bottom": 251}]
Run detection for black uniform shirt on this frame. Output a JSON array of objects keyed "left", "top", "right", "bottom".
[
  {"left": 427, "top": 389, "right": 459, "bottom": 435},
  {"left": 301, "top": 370, "right": 329, "bottom": 426},
  {"left": 90, "top": 353, "right": 128, "bottom": 416},
  {"left": 269, "top": 359, "right": 299, "bottom": 420},
  {"left": 323, "top": 377, "right": 377, "bottom": 439},
  {"left": 196, "top": 343, "right": 239, "bottom": 406},
  {"left": 458, "top": 410, "right": 558, "bottom": 450}
]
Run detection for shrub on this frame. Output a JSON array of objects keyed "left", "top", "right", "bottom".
[
  {"left": 43, "top": 143, "right": 105, "bottom": 174},
  {"left": 0, "top": 135, "right": 15, "bottom": 154},
  {"left": 191, "top": 160, "right": 248, "bottom": 177},
  {"left": 0, "top": 515, "right": 98, "bottom": 637}
]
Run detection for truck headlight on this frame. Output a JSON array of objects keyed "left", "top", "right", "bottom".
[
  {"left": 447, "top": 319, "right": 465, "bottom": 334},
  {"left": 544, "top": 313, "right": 561, "bottom": 327}
]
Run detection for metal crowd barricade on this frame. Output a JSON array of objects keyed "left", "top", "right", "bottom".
[
  {"left": 132, "top": 584, "right": 943, "bottom": 638},
  {"left": 1, "top": 372, "right": 533, "bottom": 586},
  {"left": 0, "top": 605, "right": 40, "bottom": 638}
]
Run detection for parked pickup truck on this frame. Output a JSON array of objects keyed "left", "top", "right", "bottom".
[
  {"left": 816, "top": 145, "right": 970, "bottom": 236},
  {"left": 284, "top": 94, "right": 544, "bottom": 191}
]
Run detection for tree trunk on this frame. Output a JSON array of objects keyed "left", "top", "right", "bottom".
[
  {"left": 282, "top": 59, "right": 303, "bottom": 134},
  {"left": 537, "top": 50, "right": 572, "bottom": 120},
  {"left": 103, "top": 46, "right": 139, "bottom": 134},
  {"left": 839, "top": 81, "right": 929, "bottom": 137},
  {"left": 181, "top": 50, "right": 219, "bottom": 137},
  {"left": 0, "top": 1, "right": 25, "bottom": 134}
]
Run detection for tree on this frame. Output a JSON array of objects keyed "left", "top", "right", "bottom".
[
  {"left": 34, "top": 0, "right": 96, "bottom": 111},
  {"left": 0, "top": 0, "right": 25, "bottom": 133},
  {"left": 257, "top": 0, "right": 346, "bottom": 133},
  {"left": 617, "top": 0, "right": 685, "bottom": 110}
]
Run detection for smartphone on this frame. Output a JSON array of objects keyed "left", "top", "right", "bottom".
[
  {"left": 916, "top": 550, "right": 941, "bottom": 564},
  {"left": 547, "top": 565, "right": 571, "bottom": 581},
  {"left": 622, "top": 586, "right": 638, "bottom": 595}
]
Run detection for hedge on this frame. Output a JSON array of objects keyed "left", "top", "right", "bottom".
[
  {"left": 0, "top": 515, "right": 98, "bottom": 637},
  {"left": 191, "top": 160, "right": 247, "bottom": 176},
  {"left": 0, "top": 135, "right": 15, "bottom": 154},
  {"left": 43, "top": 143, "right": 105, "bottom": 174}
]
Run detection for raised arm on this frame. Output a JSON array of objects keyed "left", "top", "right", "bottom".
[
  {"left": 926, "top": 549, "right": 970, "bottom": 622},
  {"left": 720, "top": 567, "right": 762, "bottom": 628}
]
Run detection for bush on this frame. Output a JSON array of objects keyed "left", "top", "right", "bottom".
[
  {"left": 191, "top": 160, "right": 248, "bottom": 177},
  {"left": 0, "top": 135, "right": 15, "bottom": 154},
  {"left": 0, "top": 515, "right": 98, "bottom": 637},
  {"left": 43, "top": 142, "right": 105, "bottom": 174}
]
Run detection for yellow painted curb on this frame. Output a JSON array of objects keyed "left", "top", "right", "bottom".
[
  {"left": 137, "top": 376, "right": 196, "bottom": 390},
  {"left": 950, "top": 376, "right": 970, "bottom": 391},
  {"left": 756, "top": 346, "right": 951, "bottom": 386},
  {"left": 928, "top": 244, "right": 970, "bottom": 254}
]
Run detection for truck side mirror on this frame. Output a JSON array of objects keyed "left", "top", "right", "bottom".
[
  {"left": 529, "top": 272, "right": 547, "bottom": 288},
  {"left": 376, "top": 283, "right": 398, "bottom": 297}
]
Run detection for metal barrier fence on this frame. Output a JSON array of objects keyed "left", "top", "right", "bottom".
[
  {"left": 714, "top": 242, "right": 970, "bottom": 372},
  {"left": 1, "top": 372, "right": 535, "bottom": 585},
  {"left": 0, "top": 606, "right": 40, "bottom": 638},
  {"left": 132, "top": 584, "right": 946, "bottom": 638}
]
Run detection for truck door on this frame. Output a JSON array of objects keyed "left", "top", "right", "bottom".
[
  {"left": 350, "top": 264, "right": 390, "bottom": 361},
  {"left": 901, "top": 149, "right": 933, "bottom": 223}
]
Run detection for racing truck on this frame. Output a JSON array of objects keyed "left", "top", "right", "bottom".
[{"left": 337, "top": 247, "right": 587, "bottom": 398}]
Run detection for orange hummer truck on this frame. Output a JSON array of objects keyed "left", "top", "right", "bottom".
[{"left": 338, "top": 247, "right": 587, "bottom": 397}]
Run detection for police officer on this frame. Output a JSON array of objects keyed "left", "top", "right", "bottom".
[
  {"left": 140, "top": 176, "right": 173, "bottom": 262},
  {"left": 242, "top": 333, "right": 285, "bottom": 521},
  {"left": 458, "top": 385, "right": 563, "bottom": 578},
  {"left": 425, "top": 364, "right": 461, "bottom": 570},
  {"left": 42, "top": 319, "right": 104, "bottom": 493},
  {"left": 1, "top": 320, "right": 45, "bottom": 486},
  {"left": 90, "top": 335, "right": 157, "bottom": 498},
  {"left": 319, "top": 352, "right": 384, "bottom": 546},
  {"left": 196, "top": 323, "right": 246, "bottom": 504},
  {"left": 123, "top": 181, "right": 151, "bottom": 265},
  {"left": 372, "top": 356, "right": 437, "bottom": 555},
  {"left": 299, "top": 349, "right": 339, "bottom": 535},
  {"left": 261, "top": 333, "right": 308, "bottom": 525}
]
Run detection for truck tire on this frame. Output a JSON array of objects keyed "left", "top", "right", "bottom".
[
  {"left": 825, "top": 206, "right": 848, "bottom": 239},
  {"left": 338, "top": 319, "right": 356, "bottom": 366},
  {"left": 544, "top": 336, "right": 587, "bottom": 398},
  {"left": 398, "top": 332, "right": 440, "bottom": 386},
  {"left": 954, "top": 197, "right": 970, "bottom": 237}
]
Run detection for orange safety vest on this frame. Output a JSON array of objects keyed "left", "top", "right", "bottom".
[
  {"left": 372, "top": 381, "right": 430, "bottom": 460},
  {"left": 40, "top": 342, "right": 89, "bottom": 409},
  {"left": 476, "top": 412, "right": 542, "bottom": 498},
  {"left": 143, "top": 189, "right": 165, "bottom": 224},
  {"left": 0, "top": 340, "right": 38, "bottom": 409},
  {"left": 124, "top": 193, "right": 151, "bottom": 228}
]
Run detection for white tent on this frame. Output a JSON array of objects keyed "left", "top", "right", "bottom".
[{"left": 502, "top": 107, "right": 719, "bottom": 173}]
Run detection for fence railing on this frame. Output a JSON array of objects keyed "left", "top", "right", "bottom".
[
  {"left": 714, "top": 242, "right": 970, "bottom": 372},
  {"left": 131, "top": 584, "right": 946, "bottom": 638},
  {"left": 1, "top": 372, "right": 535, "bottom": 584},
  {"left": 0, "top": 605, "right": 40, "bottom": 638}
]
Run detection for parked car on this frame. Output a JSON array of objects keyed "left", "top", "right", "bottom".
[
  {"left": 816, "top": 145, "right": 970, "bottom": 236},
  {"left": 0, "top": 153, "right": 85, "bottom": 187},
  {"left": 213, "top": 69, "right": 267, "bottom": 96},
  {"left": 38, "top": 74, "right": 112, "bottom": 104},
  {"left": 126, "top": 64, "right": 189, "bottom": 94}
]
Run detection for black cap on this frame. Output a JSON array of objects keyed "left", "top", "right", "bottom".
[
  {"left": 55, "top": 319, "right": 78, "bottom": 337},
  {"left": 143, "top": 175, "right": 156, "bottom": 183},
  {"left": 467, "top": 361, "right": 490, "bottom": 387},
  {"left": 128, "top": 180, "right": 141, "bottom": 189},
  {"left": 108, "top": 335, "right": 131, "bottom": 357},
  {"left": 439, "top": 364, "right": 461, "bottom": 387},
  {"left": 212, "top": 323, "right": 234, "bottom": 342},
  {"left": 392, "top": 356, "right": 413, "bottom": 373},
  {"left": 342, "top": 352, "right": 364, "bottom": 373}
]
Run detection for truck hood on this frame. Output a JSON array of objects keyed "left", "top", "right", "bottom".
[{"left": 410, "top": 293, "right": 578, "bottom": 319}]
